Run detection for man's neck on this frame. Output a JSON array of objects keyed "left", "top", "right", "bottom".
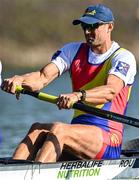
[{"left": 91, "top": 40, "right": 112, "bottom": 54}]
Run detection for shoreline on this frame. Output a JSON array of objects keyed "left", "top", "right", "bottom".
[{"left": 1, "top": 40, "right": 139, "bottom": 70}]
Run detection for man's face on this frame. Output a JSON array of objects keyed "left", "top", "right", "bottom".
[{"left": 81, "top": 23, "right": 113, "bottom": 48}]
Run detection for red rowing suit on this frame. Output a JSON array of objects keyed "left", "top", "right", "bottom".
[{"left": 70, "top": 43, "right": 132, "bottom": 159}]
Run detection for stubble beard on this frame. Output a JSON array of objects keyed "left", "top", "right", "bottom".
[{"left": 87, "top": 37, "right": 101, "bottom": 49}]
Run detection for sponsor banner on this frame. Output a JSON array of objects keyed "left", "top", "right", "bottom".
[{"left": 0, "top": 158, "right": 138, "bottom": 179}]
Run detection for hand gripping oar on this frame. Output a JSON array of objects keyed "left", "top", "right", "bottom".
[{"left": 16, "top": 86, "right": 139, "bottom": 128}]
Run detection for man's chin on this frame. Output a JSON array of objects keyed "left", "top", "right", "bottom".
[
  {"left": 86, "top": 41, "right": 93, "bottom": 46},
  {"left": 86, "top": 41, "right": 96, "bottom": 47}
]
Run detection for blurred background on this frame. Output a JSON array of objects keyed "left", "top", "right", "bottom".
[
  {"left": 0, "top": 0, "right": 139, "bottom": 157},
  {"left": 0, "top": 0, "right": 139, "bottom": 69}
]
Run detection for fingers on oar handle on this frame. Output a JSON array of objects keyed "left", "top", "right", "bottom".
[{"left": 15, "top": 86, "right": 23, "bottom": 93}]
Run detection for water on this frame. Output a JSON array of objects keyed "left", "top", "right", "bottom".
[{"left": 0, "top": 71, "right": 139, "bottom": 157}]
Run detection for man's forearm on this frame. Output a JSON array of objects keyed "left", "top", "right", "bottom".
[
  {"left": 84, "top": 85, "right": 116, "bottom": 105},
  {"left": 74, "top": 85, "right": 116, "bottom": 105},
  {"left": 20, "top": 63, "right": 59, "bottom": 91},
  {"left": 1, "top": 62, "right": 60, "bottom": 94}
]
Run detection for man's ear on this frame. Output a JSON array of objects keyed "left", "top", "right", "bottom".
[{"left": 108, "top": 23, "right": 114, "bottom": 32}]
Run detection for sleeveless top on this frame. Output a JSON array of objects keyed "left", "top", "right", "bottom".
[{"left": 70, "top": 43, "right": 132, "bottom": 133}]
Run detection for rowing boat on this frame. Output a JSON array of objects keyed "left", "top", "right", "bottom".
[
  {"left": 0, "top": 138, "right": 139, "bottom": 179},
  {"left": 0, "top": 139, "right": 139, "bottom": 179},
  {"left": 0, "top": 154, "right": 139, "bottom": 180},
  {"left": 0, "top": 139, "right": 139, "bottom": 180}
]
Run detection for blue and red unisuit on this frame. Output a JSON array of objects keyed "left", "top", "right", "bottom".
[{"left": 70, "top": 43, "right": 132, "bottom": 159}]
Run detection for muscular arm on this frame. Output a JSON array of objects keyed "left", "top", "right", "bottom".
[
  {"left": 39, "top": 62, "right": 60, "bottom": 87},
  {"left": 83, "top": 74, "right": 124, "bottom": 105},
  {"left": 57, "top": 74, "right": 124, "bottom": 109},
  {"left": 1, "top": 62, "right": 59, "bottom": 93}
]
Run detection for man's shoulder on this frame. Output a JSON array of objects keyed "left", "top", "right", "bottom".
[
  {"left": 116, "top": 48, "right": 135, "bottom": 60},
  {"left": 111, "top": 42, "right": 135, "bottom": 59},
  {"left": 112, "top": 46, "right": 136, "bottom": 64}
]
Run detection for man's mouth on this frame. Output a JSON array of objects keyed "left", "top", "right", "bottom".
[{"left": 87, "top": 37, "right": 95, "bottom": 44}]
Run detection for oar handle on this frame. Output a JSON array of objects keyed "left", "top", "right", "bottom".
[
  {"left": 16, "top": 86, "right": 58, "bottom": 104},
  {"left": 15, "top": 86, "right": 139, "bottom": 128}
]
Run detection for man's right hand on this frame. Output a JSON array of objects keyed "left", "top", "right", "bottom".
[
  {"left": 1, "top": 63, "right": 60, "bottom": 97},
  {"left": 1, "top": 75, "right": 24, "bottom": 94}
]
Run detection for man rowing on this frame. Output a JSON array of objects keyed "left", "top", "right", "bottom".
[{"left": 1, "top": 4, "right": 137, "bottom": 162}]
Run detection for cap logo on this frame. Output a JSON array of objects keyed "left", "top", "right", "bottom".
[{"left": 85, "top": 9, "right": 96, "bottom": 16}]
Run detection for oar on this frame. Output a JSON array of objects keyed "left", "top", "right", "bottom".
[{"left": 16, "top": 86, "right": 139, "bottom": 128}]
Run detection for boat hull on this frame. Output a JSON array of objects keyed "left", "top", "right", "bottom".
[{"left": 0, "top": 157, "right": 139, "bottom": 179}]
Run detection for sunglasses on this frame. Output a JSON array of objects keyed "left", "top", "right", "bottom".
[{"left": 81, "top": 22, "right": 109, "bottom": 31}]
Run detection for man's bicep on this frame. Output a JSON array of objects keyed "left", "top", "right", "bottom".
[{"left": 106, "top": 74, "right": 124, "bottom": 94}]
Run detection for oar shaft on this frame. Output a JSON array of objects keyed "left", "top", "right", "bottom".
[
  {"left": 73, "top": 103, "right": 139, "bottom": 128},
  {"left": 16, "top": 86, "right": 139, "bottom": 128},
  {"left": 38, "top": 92, "right": 58, "bottom": 104}
]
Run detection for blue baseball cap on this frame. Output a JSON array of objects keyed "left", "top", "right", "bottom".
[{"left": 73, "top": 4, "right": 114, "bottom": 25}]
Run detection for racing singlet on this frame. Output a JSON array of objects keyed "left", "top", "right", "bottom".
[{"left": 70, "top": 43, "right": 132, "bottom": 134}]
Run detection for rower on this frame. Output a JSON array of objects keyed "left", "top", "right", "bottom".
[{"left": 1, "top": 4, "right": 137, "bottom": 162}]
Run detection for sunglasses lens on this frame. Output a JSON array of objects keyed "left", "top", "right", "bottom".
[
  {"left": 81, "top": 24, "right": 92, "bottom": 30},
  {"left": 93, "top": 23, "right": 100, "bottom": 29},
  {"left": 81, "top": 23, "right": 101, "bottom": 31}
]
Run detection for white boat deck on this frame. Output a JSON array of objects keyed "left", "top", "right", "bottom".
[{"left": 0, "top": 157, "right": 139, "bottom": 180}]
